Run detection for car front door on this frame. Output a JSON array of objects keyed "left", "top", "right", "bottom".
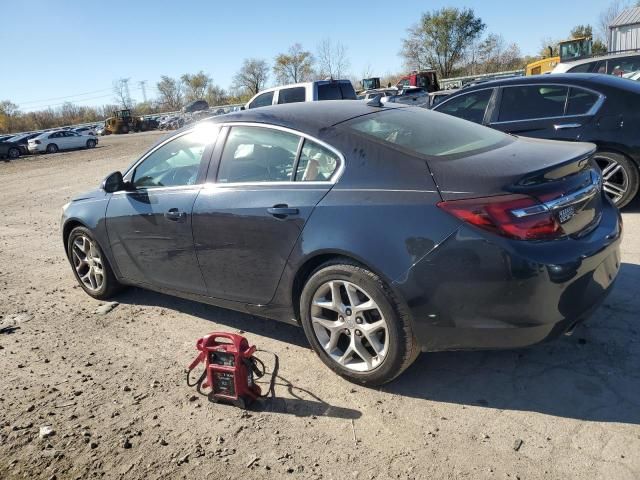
[
  {"left": 488, "top": 84, "right": 569, "bottom": 139},
  {"left": 191, "top": 124, "right": 342, "bottom": 304},
  {"left": 105, "top": 125, "right": 219, "bottom": 294}
]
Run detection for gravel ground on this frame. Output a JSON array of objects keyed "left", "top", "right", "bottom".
[{"left": 1, "top": 131, "right": 639, "bottom": 480}]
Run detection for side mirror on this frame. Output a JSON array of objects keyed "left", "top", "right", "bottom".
[{"left": 102, "top": 171, "right": 125, "bottom": 193}]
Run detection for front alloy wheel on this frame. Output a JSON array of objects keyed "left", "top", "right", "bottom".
[
  {"left": 71, "top": 234, "right": 105, "bottom": 292},
  {"left": 67, "top": 226, "right": 122, "bottom": 299}
]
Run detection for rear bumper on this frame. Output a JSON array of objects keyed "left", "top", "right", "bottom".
[{"left": 394, "top": 198, "right": 622, "bottom": 352}]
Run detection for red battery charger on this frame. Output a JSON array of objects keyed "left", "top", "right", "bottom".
[{"left": 187, "top": 332, "right": 268, "bottom": 408}]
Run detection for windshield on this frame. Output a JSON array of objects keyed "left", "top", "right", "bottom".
[{"left": 347, "top": 108, "right": 510, "bottom": 158}]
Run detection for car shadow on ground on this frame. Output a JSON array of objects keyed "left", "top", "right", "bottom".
[
  {"left": 115, "top": 263, "right": 639, "bottom": 424},
  {"left": 114, "top": 287, "right": 308, "bottom": 348},
  {"left": 386, "top": 262, "right": 640, "bottom": 424}
]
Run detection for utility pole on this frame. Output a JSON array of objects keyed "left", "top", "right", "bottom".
[
  {"left": 139, "top": 80, "right": 148, "bottom": 104},
  {"left": 122, "top": 78, "right": 132, "bottom": 108}
]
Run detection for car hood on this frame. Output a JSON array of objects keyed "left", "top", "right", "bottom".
[{"left": 70, "top": 188, "right": 107, "bottom": 202}]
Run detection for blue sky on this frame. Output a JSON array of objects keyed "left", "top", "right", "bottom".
[{"left": 0, "top": 0, "right": 609, "bottom": 110}]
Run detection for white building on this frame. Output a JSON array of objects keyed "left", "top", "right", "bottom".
[{"left": 609, "top": 6, "right": 640, "bottom": 52}]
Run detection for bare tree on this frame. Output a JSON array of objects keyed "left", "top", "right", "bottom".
[
  {"left": 232, "top": 58, "right": 270, "bottom": 96},
  {"left": 273, "top": 43, "right": 315, "bottom": 85},
  {"left": 204, "top": 84, "right": 228, "bottom": 106},
  {"left": 156, "top": 75, "right": 183, "bottom": 110},
  {"left": 598, "top": 0, "right": 631, "bottom": 43},
  {"left": 112, "top": 79, "right": 131, "bottom": 109},
  {"left": 316, "top": 38, "right": 350, "bottom": 79}
]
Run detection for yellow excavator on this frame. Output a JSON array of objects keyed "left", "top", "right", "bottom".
[{"left": 526, "top": 37, "right": 593, "bottom": 75}]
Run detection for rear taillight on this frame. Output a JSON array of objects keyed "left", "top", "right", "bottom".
[{"left": 437, "top": 194, "right": 563, "bottom": 241}]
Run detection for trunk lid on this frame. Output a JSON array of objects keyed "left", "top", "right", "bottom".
[{"left": 430, "top": 137, "right": 603, "bottom": 237}]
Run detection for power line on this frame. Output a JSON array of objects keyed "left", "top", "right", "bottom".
[
  {"left": 16, "top": 87, "right": 115, "bottom": 106},
  {"left": 21, "top": 87, "right": 144, "bottom": 112}
]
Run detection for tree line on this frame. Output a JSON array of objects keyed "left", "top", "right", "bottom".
[{"left": 0, "top": 0, "right": 629, "bottom": 134}]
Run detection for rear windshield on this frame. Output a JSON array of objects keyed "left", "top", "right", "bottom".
[{"left": 347, "top": 108, "right": 510, "bottom": 157}]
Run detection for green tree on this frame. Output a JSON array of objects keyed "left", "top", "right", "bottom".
[
  {"left": 232, "top": 58, "right": 270, "bottom": 96},
  {"left": 401, "top": 7, "right": 485, "bottom": 78},
  {"left": 273, "top": 43, "right": 314, "bottom": 85},
  {"left": 156, "top": 76, "right": 183, "bottom": 110},
  {"left": 181, "top": 71, "right": 211, "bottom": 102}
]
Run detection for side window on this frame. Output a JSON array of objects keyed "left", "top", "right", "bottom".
[
  {"left": 217, "top": 126, "right": 300, "bottom": 183},
  {"left": 278, "top": 87, "right": 306, "bottom": 104},
  {"left": 295, "top": 140, "right": 339, "bottom": 182},
  {"left": 317, "top": 83, "right": 342, "bottom": 100},
  {"left": 132, "top": 127, "right": 217, "bottom": 188},
  {"left": 498, "top": 85, "right": 568, "bottom": 122},
  {"left": 568, "top": 62, "right": 593, "bottom": 73},
  {"left": 607, "top": 56, "right": 640, "bottom": 76},
  {"left": 248, "top": 91, "right": 274, "bottom": 109},
  {"left": 437, "top": 89, "right": 492, "bottom": 124},
  {"left": 566, "top": 88, "right": 600, "bottom": 115}
]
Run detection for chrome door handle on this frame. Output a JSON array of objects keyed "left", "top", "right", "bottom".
[
  {"left": 164, "top": 208, "right": 186, "bottom": 221},
  {"left": 554, "top": 123, "right": 582, "bottom": 130}
]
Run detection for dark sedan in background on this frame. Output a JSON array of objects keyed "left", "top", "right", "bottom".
[
  {"left": 0, "top": 136, "right": 22, "bottom": 160},
  {"left": 61, "top": 102, "right": 621, "bottom": 385},
  {"left": 433, "top": 73, "right": 640, "bottom": 208}
]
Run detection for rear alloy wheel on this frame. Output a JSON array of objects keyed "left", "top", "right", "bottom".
[
  {"left": 46, "top": 143, "right": 58, "bottom": 154},
  {"left": 67, "top": 226, "right": 122, "bottom": 299},
  {"left": 8, "top": 147, "right": 19, "bottom": 159},
  {"left": 300, "top": 261, "right": 419, "bottom": 386},
  {"left": 86, "top": 139, "right": 96, "bottom": 149},
  {"left": 594, "top": 151, "right": 639, "bottom": 208}
]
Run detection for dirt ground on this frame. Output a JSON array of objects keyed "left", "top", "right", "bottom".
[{"left": 1, "top": 131, "right": 639, "bottom": 480}]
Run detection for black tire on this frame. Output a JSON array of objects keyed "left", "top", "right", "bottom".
[
  {"left": 300, "top": 260, "right": 419, "bottom": 386},
  {"left": 46, "top": 143, "right": 58, "bottom": 154},
  {"left": 8, "top": 147, "right": 20, "bottom": 159},
  {"left": 121, "top": 125, "right": 129, "bottom": 134},
  {"left": 594, "top": 150, "right": 639, "bottom": 209},
  {"left": 67, "top": 226, "right": 123, "bottom": 300},
  {"left": 86, "top": 139, "right": 96, "bottom": 149}
]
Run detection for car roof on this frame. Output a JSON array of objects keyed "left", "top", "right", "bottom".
[
  {"left": 249, "top": 79, "right": 354, "bottom": 96},
  {"left": 449, "top": 73, "right": 640, "bottom": 94},
  {"left": 557, "top": 51, "right": 640, "bottom": 67},
  {"left": 207, "top": 100, "right": 407, "bottom": 137}
]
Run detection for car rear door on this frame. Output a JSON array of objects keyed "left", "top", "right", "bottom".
[
  {"left": 552, "top": 86, "right": 602, "bottom": 141},
  {"left": 432, "top": 88, "right": 495, "bottom": 124},
  {"left": 488, "top": 84, "right": 569, "bottom": 139},
  {"left": 191, "top": 124, "right": 342, "bottom": 304},
  {"left": 105, "top": 126, "right": 219, "bottom": 294}
]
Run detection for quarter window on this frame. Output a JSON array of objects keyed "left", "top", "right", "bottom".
[
  {"left": 295, "top": 140, "right": 339, "bottom": 181},
  {"left": 132, "top": 127, "right": 217, "bottom": 188},
  {"left": 566, "top": 88, "right": 599, "bottom": 115},
  {"left": 217, "top": 126, "right": 300, "bottom": 183},
  {"left": 278, "top": 87, "right": 306, "bottom": 104},
  {"left": 498, "top": 85, "right": 568, "bottom": 122},
  {"left": 248, "top": 91, "right": 274, "bottom": 109},
  {"left": 436, "top": 89, "right": 492, "bottom": 124}
]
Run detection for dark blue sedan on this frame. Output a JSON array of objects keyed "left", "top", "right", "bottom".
[{"left": 61, "top": 101, "right": 621, "bottom": 385}]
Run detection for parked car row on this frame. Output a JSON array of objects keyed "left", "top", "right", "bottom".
[{"left": 0, "top": 128, "right": 99, "bottom": 160}]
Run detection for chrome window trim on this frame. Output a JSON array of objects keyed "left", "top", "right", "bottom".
[
  {"left": 213, "top": 121, "right": 346, "bottom": 186},
  {"left": 491, "top": 83, "right": 606, "bottom": 125}
]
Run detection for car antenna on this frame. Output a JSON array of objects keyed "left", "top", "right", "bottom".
[{"left": 366, "top": 94, "right": 384, "bottom": 108}]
